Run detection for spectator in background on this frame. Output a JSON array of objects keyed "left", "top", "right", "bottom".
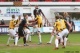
[
  {"left": 7, "top": 0, "right": 21, "bottom": 2},
  {"left": 23, "top": 0, "right": 29, "bottom": 2},
  {"left": 38, "top": 0, "right": 45, "bottom": 1},
  {"left": 1, "top": 19, "right": 5, "bottom": 25},
  {"left": 72, "top": 0, "right": 75, "bottom": 2},
  {"left": 52, "top": 0, "right": 58, "bottom": 2}
]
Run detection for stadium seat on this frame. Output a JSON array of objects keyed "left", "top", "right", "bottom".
[
  {"left": 58, "top": 0, "right": 72, "bottom": 2},
  {"left": 29, "top": 0, "right": 38, "bottom": 2},
  {"left": 0, "top": 0, "right": 6, "bottom": 2},
  {"left": 7, "top": 0, "right": 22, "bottom": 2},
  {"left": 75, "top": 0, "right": 80, "bottom": 2},
  {"left": 20, "top": 0, "right": 23, "bottom": 1},
  {"left": 45, "top": 0, "right": 52, "bottom": 2}
]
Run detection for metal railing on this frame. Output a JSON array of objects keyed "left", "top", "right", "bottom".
[{"left": 43, "top": 16, "right": 52, "bottom": 27}]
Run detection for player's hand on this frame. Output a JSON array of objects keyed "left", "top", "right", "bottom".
[
  {"left": 15, "top": 25, "right": 18, "bottom": 27},
  {"left": 31, "top": 16, "right": 34, "bottom": 20},
  {"left": 31, "top": 15, "right": 33, "bottom": 18}
]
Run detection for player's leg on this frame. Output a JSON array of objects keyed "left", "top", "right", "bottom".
[
  {"left": 54, "top": 31, "right": 63, "bottom": 49},
  {"left": 14, "top": 27, "right": 19, "bottom": 44},
  {"left": 22, "top": 29, "right": 29, "bottom": 46},
  {"left": 24, "top": 28, "right": 31, "bottom": 42},
  {"left": 18, "top": 27, "right": 27, "bottom": 46},
  {"left": 28, "top": 29, "right": 31, "bottom": 42},
  {"left": 23, "top": 31, "right": 28, "bottom": 46},
  {"left": 7, "top": 36, "right": 12, "bottom": 46},
  {"left": 65, "top": 29, "right": 72, "bottom": 43},
  {"left": 38, "top": 31, "right": 42, "bottom": 44},
  {"left": 37, "top": 23, "right": 42, "bottom": 45},
  {"left": 65, "top": 34, "right": 68, "bottom": 43},
  {"left": 54, "top": 35, "right": 60, "bottom": 49},
  {"left": 61, "top": 29, "right": 69, "bottom": 48},
  {"left": 7, "top": 29, "right": 18, "bottom": 46},
  {"left": 12, "top": 30, "right": 18, "bottom": 46},
  {"left": 7, "top": 29, "right": 14, "bottom": 46},
  {"left": 32, "top": 25, "right": 35, "bottom": 35},
  {"left": 29, "top": 34, "right": 31, "bottom": 42},
  {"left": 47, "top": 30, "right": 55, "bottom": 44}
]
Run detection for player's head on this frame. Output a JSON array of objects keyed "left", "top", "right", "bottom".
[
  {"left": 25, "top": 14, "right": 28, "bottom": 19},
  {"left": 35, "top": 5, "right": 38, "bottom": 9},
  {"left": 23, "top": 14, "right": 26, "bottom": 18},
  {"left": 18, "top": 15, "right": 21, "bottom": 20},
  {"left": 55, "top": 15, "right": 60, "bottom": 20},
  {"left": 12, "top": 15, "right": 15, "bottom": 19},
  {"left": 59, "top": 15, "right": 63, "bottom": 19},
  {"left": 23, "top": 14, "right": 28, "bottom": 19},
  {"left": 63, "top": 12, "right": 69, "bottom": 17}
]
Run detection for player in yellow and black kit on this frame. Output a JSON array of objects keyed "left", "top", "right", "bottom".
[
  {"left": 7, "top": 15, "right": 18, "bottom": 46},
  {"left": 47, "top": 15, "right": 67, "bottom": 44},
  {"left": 54, "top": 15, "right": 71, "bottom": 49},
  {"left": 34, "top": 14, "right": 42, "bottom": 45},
  {"left": 35, "top": 14, "right": 42, "bottom": 28},
  {"left": 15, "top": 15, "right": 21, "bottom": 33}
]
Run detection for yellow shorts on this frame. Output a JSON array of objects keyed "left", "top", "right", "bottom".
[{"left": 38, "top": 23, "right": 42, "bottom": 28}]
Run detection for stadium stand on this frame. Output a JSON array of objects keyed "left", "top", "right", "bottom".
[
  {"left": 75, "top": 0, "right": 80, "bottom": 2},
  {"left": 58, "top": 0, "right": 72, "bottom": 2},
  {"left": 0, "top": 0, "right": 75, "bottom": 2},
  {"left": 29, "top": 0, "right": 38, "bottom": 2},
  {"left": 45, "top": 0, "right": 52, "bottom": 2},
  {"left": 0, "top": 0, "right": 23, "bottom": 2},
  {"left": 0, "top": 0, "right": 6, "bottom": 2},
  {"left": 1, "top": 0, "right": 80, "bottom": 2}
]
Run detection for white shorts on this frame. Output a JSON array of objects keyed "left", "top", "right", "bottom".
[
  {"left": 58, "top": 28, "right": 69, "bottom": 38},
  {"left": 37, "top": 28, "right": 41, "bottom": 32},
  {"left": 24, "top": 28, "right": 30, "bottom": 34},
  {"left": 8, "top": 29, "right": 18, "bottom": 37},
  {"left": 53, "top": 30, "right": 56, "bottom": 35},
  {"left": 14, "top": 27, "right": 18, "bottom": 33}
]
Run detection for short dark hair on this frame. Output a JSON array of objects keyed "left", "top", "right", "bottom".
[
  {"left": 35, "top": 5, "right": 38, "bottom": 7},
  {"left": 23, "top": 14, "right": 28, "bottom": 19},
  {"left": 55, "top": 16, "right": 59, "bottom": 19},
  {"left": 12, "top": 15, "right": 15, "bottom": 18},
  {"left": 59, "top": 15, "right": 63, "bottom": 19},
  {"left": 23, "top": 14, "right": 26, "bottom": 18}
]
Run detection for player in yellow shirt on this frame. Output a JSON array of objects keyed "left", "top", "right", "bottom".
[
  {"left": 34, "top": 14, "right": 42, "bottom": 45},
  {"left": 15, "top": 15, "right": 21, "bottom": 33},
  {"left": 35, "top": 14, "right": 42, "bottom": 27},
  {"left": 47, "top": 15, "right": 67, "bottom": 44},
  {"left": 7, "top": 15, "right": 18, "bottom": 46},
  {"left": 54, "top": 15, "right": 71, "bottom": 50}
]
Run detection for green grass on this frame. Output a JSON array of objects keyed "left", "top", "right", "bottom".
[{"left": 0, "top": 33, "right": 80, "bottom": 53}]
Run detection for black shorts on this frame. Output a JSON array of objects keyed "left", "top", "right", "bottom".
[
  {"left": 18, "top": 27, "right": 25, "bottom": 37},
  {"left": 66, "top": 34, "right": 69, "bottom": 38}
]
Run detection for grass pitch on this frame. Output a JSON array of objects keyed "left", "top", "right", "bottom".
[{"left": 0, "top": 33, "right": 80, "bottom": 53}]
